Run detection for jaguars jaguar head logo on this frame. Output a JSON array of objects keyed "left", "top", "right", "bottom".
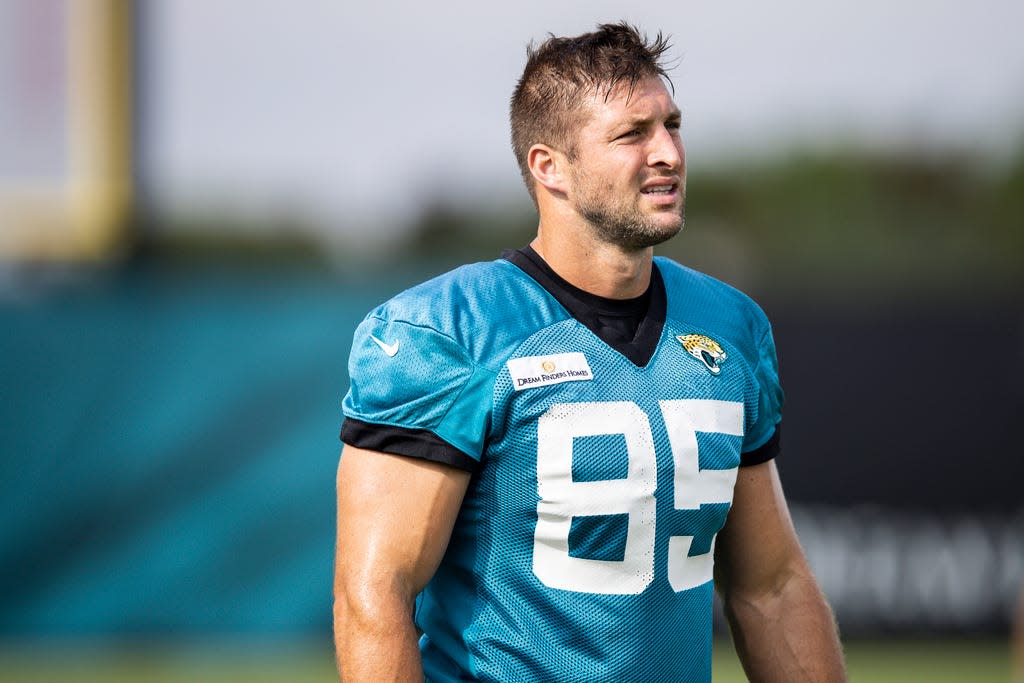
[{"left": 677, "top": 334, "right": 728, "bottom": 375}]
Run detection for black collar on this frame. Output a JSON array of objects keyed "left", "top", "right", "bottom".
[{"left": 503, "top": 246, "right": 666, "bottom": 368}]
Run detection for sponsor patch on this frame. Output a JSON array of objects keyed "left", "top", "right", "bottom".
[{"left": 506, "top": 352, "right": 594, "bottom": 391}]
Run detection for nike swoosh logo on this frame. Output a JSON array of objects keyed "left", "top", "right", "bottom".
[{"left": 369, "top": 335, "right": 400, "bottom": 357}]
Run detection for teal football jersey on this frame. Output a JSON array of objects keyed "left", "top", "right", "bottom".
[{"left": 341, "top": 253, "right": 783, "bottom": 682}]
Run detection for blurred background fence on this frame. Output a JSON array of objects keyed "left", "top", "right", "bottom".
[{"left": 1, "top": 0, "right": 1022, "bottom": 676}]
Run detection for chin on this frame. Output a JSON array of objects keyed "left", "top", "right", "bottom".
[
  {"left": 621, "top": 223, "right": 682, "bottom": 250},
  {"left": 651, "top": 212, "right": 684, "bottom": 235}
]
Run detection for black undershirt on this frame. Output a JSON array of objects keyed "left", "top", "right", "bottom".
[{"left": 502, "top": 246, "right": 666, "bottom": 368}]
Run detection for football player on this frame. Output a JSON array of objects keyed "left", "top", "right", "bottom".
[{"left": 334, "top": 22, "right": 846, "bottom": 682}]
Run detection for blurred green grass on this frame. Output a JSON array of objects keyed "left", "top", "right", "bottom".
[{"left": 0, "top": 638, "right": 1009, "bottom": 682}]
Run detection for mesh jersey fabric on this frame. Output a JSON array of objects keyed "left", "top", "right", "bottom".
[{"left": 340, "top": 254, "right": 784, "bottom": 682}]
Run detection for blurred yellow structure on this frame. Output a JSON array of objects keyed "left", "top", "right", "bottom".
[{"left": 0, "top": 0, "right": 132, "bottom": 261}]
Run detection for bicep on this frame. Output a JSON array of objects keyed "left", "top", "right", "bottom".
[
  {"left": 715, "top": 459, "right": 807, "bottom": 597},
  {"left": 335, "top": 444, "right": 471, "bottom": 606}
]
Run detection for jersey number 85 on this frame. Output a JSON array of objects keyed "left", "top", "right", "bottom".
[{"left": 533, "top": 399, "right": 743, "bottom": 595}]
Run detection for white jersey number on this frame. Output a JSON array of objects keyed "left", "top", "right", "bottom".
[{"left": 532, "top": 400, "right": 743, "bottom": 595}]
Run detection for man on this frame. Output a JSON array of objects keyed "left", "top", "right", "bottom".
[{"left": 335, "top": 22, "right": 846, "bottom": 682}]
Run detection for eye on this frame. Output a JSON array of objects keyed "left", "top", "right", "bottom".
[{"left": 616, "top": 129, "right": 641, "bottom": 140}]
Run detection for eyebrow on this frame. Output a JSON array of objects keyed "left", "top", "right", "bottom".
[{"left": 614, "top": 108, "right": 682, "bottom": 131}]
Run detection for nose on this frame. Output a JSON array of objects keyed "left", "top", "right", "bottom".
[{"left": 648, "top": 126, "right": 683, "bottom": 171}]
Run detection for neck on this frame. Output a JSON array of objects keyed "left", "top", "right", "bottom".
[{"left": 530, "top": 222, "right": 653, "bottom": 299}]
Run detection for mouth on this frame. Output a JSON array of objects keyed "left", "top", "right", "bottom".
[{"left": 640, "top": 180, "right": 680, "bottom": 203}]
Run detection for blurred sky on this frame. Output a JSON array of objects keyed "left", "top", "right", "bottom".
[{"left": 141, "top": 0, "right": 1024, "bottom": 237}]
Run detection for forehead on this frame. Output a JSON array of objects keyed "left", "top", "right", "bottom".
[{"left": 580, "top": 76, "right": 679, "bottom": 129}]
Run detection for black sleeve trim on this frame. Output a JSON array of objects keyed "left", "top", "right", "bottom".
[
  {"left": 340, "top": 418, "right": 480, "bottom": 473},
  {"left": 740, "top": 425, "right": 781, "bottom": 467}
]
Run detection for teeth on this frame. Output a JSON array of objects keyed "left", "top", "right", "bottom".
[{"left": 644, "top": 187, "right": 673, "bottom": 194}]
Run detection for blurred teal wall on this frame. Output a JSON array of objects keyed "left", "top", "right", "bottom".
[{"left": 0, "top": 266, "right": 399, "bottom": 635}]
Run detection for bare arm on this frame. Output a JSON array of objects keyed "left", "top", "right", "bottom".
[
  {"left": 333, "top": 444, "right": 471, "bottom": 682},
  {"left": 714, "top": 460, "right": 847, "bottom": 683}
]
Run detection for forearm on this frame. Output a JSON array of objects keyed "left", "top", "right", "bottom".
[
  {"left": 334, "top": 590, "right": 423, "bottom": 682},
  {"left": 722, "top": 569, "right": 846, "bottom": 683}
]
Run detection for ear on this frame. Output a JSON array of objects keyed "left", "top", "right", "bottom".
[{"left": 527, "top": 143, "right": 570, "bottom": 196}]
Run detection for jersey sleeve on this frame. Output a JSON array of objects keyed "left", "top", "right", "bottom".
[
  {"left": 340, "top": 313, "right": 497, "bottom": 471},
  {"left": 740, "top": 324, "right": 785, "bottom": 466}
]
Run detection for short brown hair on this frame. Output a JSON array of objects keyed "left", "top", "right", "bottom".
[{"left": 509, "top": 22, "right": 674, "bottom": 202}]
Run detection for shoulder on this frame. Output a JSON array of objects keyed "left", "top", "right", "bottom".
[
  {"left": 655, "top": 256, "right": 772, "bottom": 341},
  {"left": 362, "top": 258, "right": 570, "bottom": 367},
  {"left": 373, "top": 260, "right": 516, "bottom": 319}
]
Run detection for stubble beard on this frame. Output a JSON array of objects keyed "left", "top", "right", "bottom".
[{"left": 575, "top": 179, "right": 685, "bottom": 251}]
